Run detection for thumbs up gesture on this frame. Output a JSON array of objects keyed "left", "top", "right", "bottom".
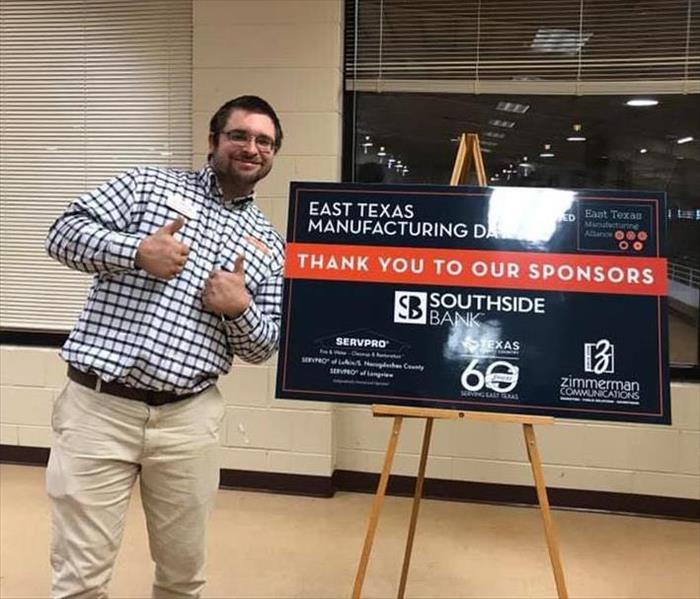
[
  {"left": 135, "top": 217, "right": 190, "bottom": 280},
  {"left": 202, "top": 255, "right": 251, "bottom": 318}
]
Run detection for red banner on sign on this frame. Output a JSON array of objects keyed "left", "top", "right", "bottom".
[{"left": 285, "top": 242, "right": 667, "bottom": 296}]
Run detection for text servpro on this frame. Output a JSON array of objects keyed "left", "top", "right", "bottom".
[{"left": 335, "top": 338, "right": 389, "bottom": 348}]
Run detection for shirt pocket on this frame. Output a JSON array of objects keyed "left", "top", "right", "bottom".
[
  {"left": 218, "top": 241, "right": 272, "bottom": 295},
  {"left": 138, "top": 192, "right": 195, "bottom": 237}
]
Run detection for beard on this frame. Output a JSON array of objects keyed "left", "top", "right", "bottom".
[{"left": 210, "top": 148, "right": 273, "bottom": 195}]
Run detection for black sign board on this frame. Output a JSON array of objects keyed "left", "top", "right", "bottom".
[{"left": 275, "top": 182, "right": 670, "bottom": 424}]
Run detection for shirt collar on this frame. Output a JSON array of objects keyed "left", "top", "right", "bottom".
[{"left": 198, "top": 164, "right": 254, "bottom": 209}]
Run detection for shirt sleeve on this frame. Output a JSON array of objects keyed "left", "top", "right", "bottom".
[
  {"left": 223, "top": 238, "right": 285, "bottom": 364},
  {"left": 45, "top": 169, "right": 147, "bottom": 274}
]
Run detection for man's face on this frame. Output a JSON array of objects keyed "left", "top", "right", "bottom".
[{"left": 208, "top": 108, "right": 277, "bottom": 194}]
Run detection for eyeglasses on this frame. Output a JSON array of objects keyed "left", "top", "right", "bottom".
[{"left": 221, "top": 129, "right": 276, "bottom": 153}]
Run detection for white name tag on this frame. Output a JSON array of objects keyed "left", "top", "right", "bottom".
[{"left": 166, "top": 194, "right": 197, "bottom": 220}]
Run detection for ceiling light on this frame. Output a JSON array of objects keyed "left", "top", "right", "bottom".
[
  {"left": 488, "top": 119, "right": 515, "bottom": 128},
  {"left": 496, "top": 101, "right": 529, "bottom": 114},
  {"left": 677, "top": 136, "right": 694, "bottom": 144},
  {"left": 539, "top": 143, "right": 555, "bottom": 158},
  {"left": 483, "top": 131, "right": 505, "bottom": 139},
  {"left": 377, "top": 146, "right": 386, "bottom": 157},
  {"left": 361, "top": 135, "right": 374, "bottom": 154},
  {"left": 626, "top": 99, "right": 659, "bottom": 107},
  {"left": 480, "top": 147, "right": 492, "bottom": 153},
  {"left": 567, "top": 124, "right": 586, "bottom": 142},
  {"left": 481, "top": 140, "right": 499, "bottom": 147},
  {"left": 539, "top": 152, "right": 555, "bottom": 158},
  {"left": 639, "top": 148, "right": 648, "bottom": 154}
]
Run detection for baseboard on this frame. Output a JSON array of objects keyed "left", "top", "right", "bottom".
[
  {"left": 219, "top": 468, "right": 333, "bottom": 497},
  {"left": 0, "top": 444, "right": 49, "bottom": 466},
  {"left": 2, "top": 445, "right": 697, "bottom": 521},
  {"left": 331, "top": 469, "right": 700, "bottom": 521},
  {"left": 0, "top": 444, "right": 334, "bottom": 498}
]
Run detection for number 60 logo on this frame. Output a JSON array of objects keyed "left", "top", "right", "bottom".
[{"left": 460, "top": 359, "right": 520, "bottom": 393}]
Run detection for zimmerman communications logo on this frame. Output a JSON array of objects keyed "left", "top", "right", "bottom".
[
  {"left": 394, "top": 291, "right": 427, "bottom": 324},
  {"left": 584, "top": 338, "right": 615, "bottom": 374},
  {"left": 560, "top": 338, "right": 640, "bottom": 405}
]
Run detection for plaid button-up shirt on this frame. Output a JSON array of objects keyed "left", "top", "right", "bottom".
[{"left": 46, "top": 165, "right": 285, "bottom": 394}]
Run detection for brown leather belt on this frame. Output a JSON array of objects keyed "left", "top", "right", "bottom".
[{"left": 67, "top": 365, "right": 201, "bottom": 406}]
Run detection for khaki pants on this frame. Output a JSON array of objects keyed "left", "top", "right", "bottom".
[{"left": 46, "top": 381, "right": 225, "bottom": 599}]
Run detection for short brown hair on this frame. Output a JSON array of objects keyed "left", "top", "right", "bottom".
[{"left": 209, "top": 95, "right": 283, "bottom": 152}]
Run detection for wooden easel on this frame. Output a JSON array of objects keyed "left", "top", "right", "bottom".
[
  {"left": 450, "top": 132, "right": 488, "bottom": 186},
  {"left": 351, "top": 133, "right": 569, "bottom": 599}
]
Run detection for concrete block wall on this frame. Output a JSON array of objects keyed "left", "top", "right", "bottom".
[
  {"left": 0, "top": 347, "right": 65, "bottom": 449},
  {"left": 2, "top": 345, "right": 698, "bottom": 499},
  {"left": 334, "top": 384, "right": 700, "bottom": 499},
  {"left": 0, "top": 346, "right": 336, "bottom": 477},
  {"left": 191, "top": 0, "right": 343, "bottom": 476}
]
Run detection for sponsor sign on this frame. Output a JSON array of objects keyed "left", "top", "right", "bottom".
[{"left": 275, "top": 183, "right": 671, "bottom": 424}]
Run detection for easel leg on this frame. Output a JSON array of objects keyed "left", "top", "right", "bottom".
[
  {"left": 397, "top": 417, "right": 434, "bottom": 599},
  {"left": 522, "top": 424, "right": 569, "bottom": 599},
  {"left": 352, "top": 416, "right": 404, "bottom": 599}
]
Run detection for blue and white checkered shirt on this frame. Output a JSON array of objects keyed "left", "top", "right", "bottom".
[{"left": 46, "top": 165, "right": 285, "bottom": 394}]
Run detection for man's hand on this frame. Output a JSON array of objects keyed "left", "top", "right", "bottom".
[
  {"left": 202, "top": 255, "right": 251, "bottom": 318},
  {"left": 135, "top": 218, "right": 190, "bottom": 280}
]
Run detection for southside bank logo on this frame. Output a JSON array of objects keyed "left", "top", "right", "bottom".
[
  {"left": 584, "top": 338, "right": 615, "bottom": 374},
  {"left": 394, "top": 291, "right": 427, "bottom": 324}
]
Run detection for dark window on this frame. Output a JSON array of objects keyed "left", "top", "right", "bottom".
[{"left": 342, "top": 0, "right": 699, "bottom": 378}]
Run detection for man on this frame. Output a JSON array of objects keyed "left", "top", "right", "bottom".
[{"left": 45, "top": 96, "right": 285, "bottom": 598}]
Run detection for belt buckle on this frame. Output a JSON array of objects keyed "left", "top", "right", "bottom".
[{"left": 146, "top": 389, "right": 168, "bottom": 406}]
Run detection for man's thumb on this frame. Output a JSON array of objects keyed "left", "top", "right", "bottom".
[
  {"left": 160, "top": 217, "right": 184, "bottom": 235},
  {"left": 233, "top": 255, "right": 245, "bottom": 274}
]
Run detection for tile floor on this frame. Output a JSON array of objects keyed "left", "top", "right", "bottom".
[{"left": 1, "top": 464, "right": 698, "bottom": 598}]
